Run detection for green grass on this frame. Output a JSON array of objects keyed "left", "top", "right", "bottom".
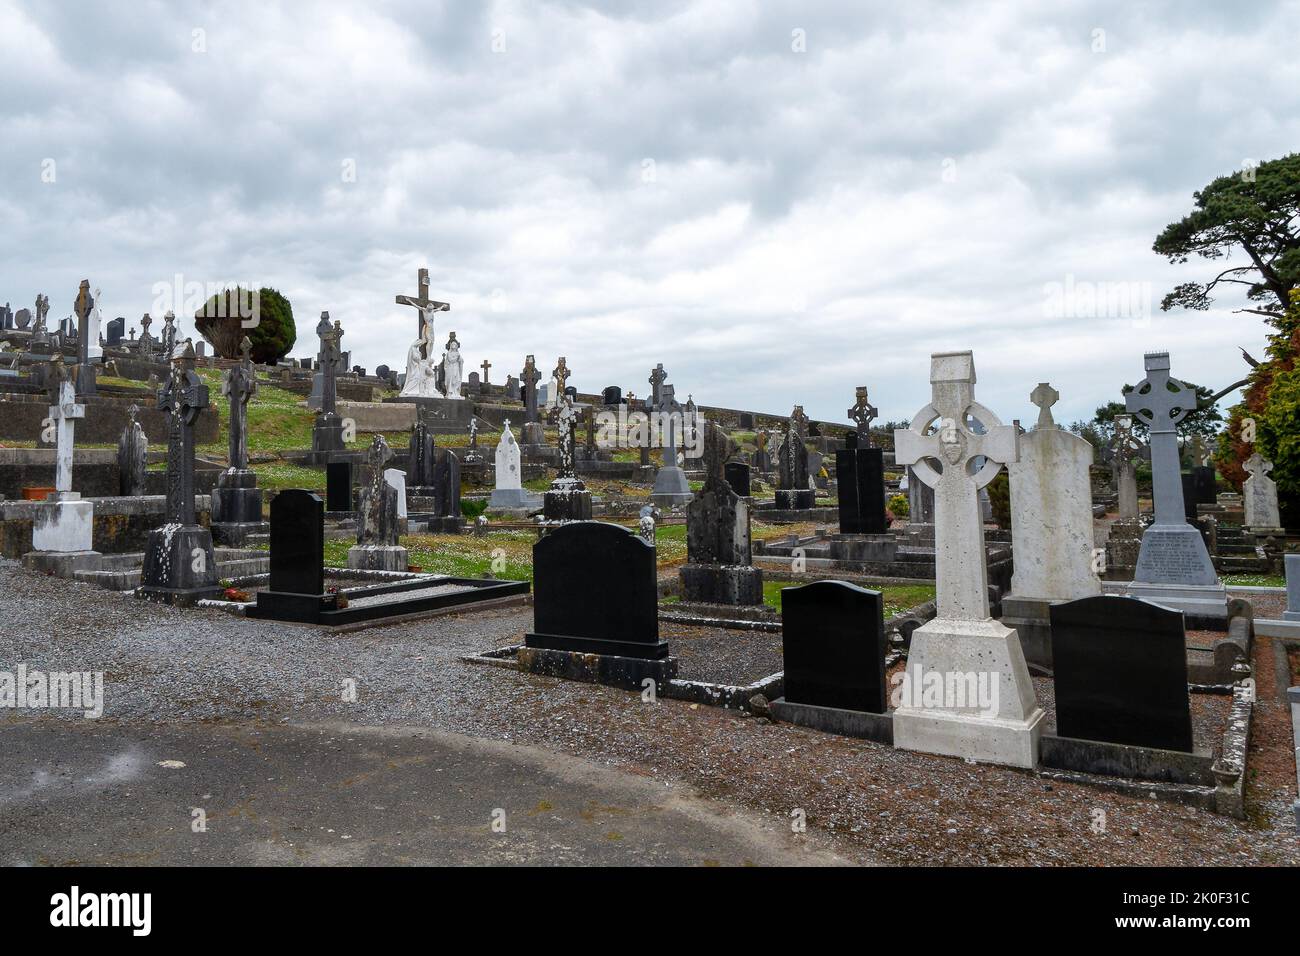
[
  {"left": 1223, "top": 573, "right": 1286, "bottom": 587},
  {"left": 761, "top": 579, "right": 935, "bottom": 615}
]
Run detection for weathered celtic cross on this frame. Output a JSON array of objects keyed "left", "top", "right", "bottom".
[
  {"left": 221, "top": 336, "right": 258, "bottom": 471},
  {"left": 1125, "top": 351, "right": 1195, "bottom": 528},
  {"left": 157, "top": 340, "right": 209, "bottom": 526},
  {"left": 552, "top": 357, "right": 570, "bottom": 394},
  {"left": 847, "top": 386, "right": 878, "bottom": 443},
  {"left": 648, "top": 363, "right": 667, "bottom": 407},
  {"left": 894, "top": 351, "right": 1018, "bottom": 619},
  {"left": 1029, "top": 382, "right": 1059, "bottom": 429},
  {"left": 521, "top": 354, "right": 541, "bottom": 423}
]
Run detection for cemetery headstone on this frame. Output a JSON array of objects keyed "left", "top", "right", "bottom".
[
  {"left": 1285, "top": 553, "right": 1300, "bottom": 622},
  {"left": 1050, "top": 595, "right": 1193, "bottom": 752},
  {"left": 488, "top": 420, "right": 539, "bottom": 510},
  {"left": 326, "top": 460, "right": 353, "bottom": 513},
  {"left": 106, "top": 316, "right": 125, "bottom": 347},
  {"left": 1002, "top": 382, "right": 1103, "bottom": 668},
  {"left": 347, "top": 435, "right": 408, "bottom": 571},
  {"left": 892, "top": 350, "right": 1042, "bottom": 768},
  {"left": 249, "top": 490, "right": 336, "bottom": 623},
  {"left": 543, "top": 396, "right": 592, "bottom": 521},
  {"left": 700, "top": 420, "right": 735, "bottom": 482},
  {"left": 212, "top": 336, "right": 265, "bottom": 544},
  {"left": 1243, "top": 452, "right": 1283, "bottom": 532},
  {"left": 311, "top": 315, "right": 346, "bottom": 455},
  {"left": 15, "top": 307, "right": 32, "bottom": 330},
  {"left": 602, "top": 385, "right": 622, "bottom": 406},
  {"left": 525, "top": 521, "right": 669, "bottom": 662},
  {"left": 138, "top": 340, "right": 221, "bottom": 604},
  {"left": 116, "top": 404, "right": 148, "bottom": 497},
  {"left": 1124, "top": 352, "right": 1226, "bottom": 619},
  {"left": 22, "top": 355, "right": 101, "bottom": 574},
  {"left": 846, "top": 386, "right": 878, "bottom": 443},
  {"left": 650, "top": 383, "right": 692, "bottom": 508},
  {"left": 775, "top": 421, "right": 813, "bottom": 509},
  {"left": 781, "top": 581, "right": 887, "bottom": 713},
  {"left": 724, "top": 460, "right": 751, "bottom": 497},
  {"left": 679, "top": 474, "right": 763, "bottom": 605}
]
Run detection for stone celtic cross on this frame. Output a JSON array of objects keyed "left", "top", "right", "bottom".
[
  {"left": 552, "top": 357, "right": 570, "bottom": 393},
  {"left": 157, "top": 340, "right": 208, "bottom": 525},
  {"left": 1125, "top": 351, "right": 1194, "bottom": 527},
  {"left": 847, "top": 386, "right": 878, "bottom": 442},
  {"left": 1029, "top": 382, "right": 1059, "bottom": 429},
  {"left": 1244, "top": 451, "right": 1272, "bottom": 480},
  {"left": 648, "top": 364, "right": 667, "bottom": 407},
  {"left": 394, "top": 267, "right": 450, "bottom": 339},
  {"left": 790, "top": 405, "right": 808, "bottom": 439},
  {"left": 480, "top": 359, "right": 491, "bottom": 384},
  {"left": 221, "top": 335, "right": 257, "bottom": 471},
  {"left": 552, "top": 396, "right": 581, "bottom": 478},
  {"left": 894, "top": 351, "right": 1018, "bottom": 619}
]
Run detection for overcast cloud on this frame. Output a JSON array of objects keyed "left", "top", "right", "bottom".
[{"left": 2, "top": 0, "right": 1297, "bottom": 426}]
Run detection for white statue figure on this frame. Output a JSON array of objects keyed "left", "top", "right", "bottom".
[
  {"left": 400, "top": 319, "right": 439, "bottom": 397},
  {"left": 441, "top": 332, "right": 464, "bottom": 400},
  {"left": 87, "top": 287, "right": 103, "bottom": 361}
]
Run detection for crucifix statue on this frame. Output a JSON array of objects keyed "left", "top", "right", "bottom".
[
  {"left": 43, "top": 354, "right": 85, "bottom": 493},
  {"left": 31, "top": 294, "right": 50, "bottom": 348},
  {"left": 894, "top": 351, "right": 1019, "bottom": 620},
  {"left": 394, "top": 267, "right": 450, "bottom": 340},
  {"left": 221, "top": 336, "right": 258, "bottom": 471},
  {"left": 157, "top": 339, "right": 209, "bottom": 526},
  {"left": 846, "top": 385, "right": 878, "bottom": 444}
]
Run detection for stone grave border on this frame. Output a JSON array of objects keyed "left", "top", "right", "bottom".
[{"left": 204, "top": 567, "right": 530, "bottom": 629}]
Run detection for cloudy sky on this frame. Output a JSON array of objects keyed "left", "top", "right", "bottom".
[{"left": 2, "top": 0, "right": 1297, "bottom": 427}]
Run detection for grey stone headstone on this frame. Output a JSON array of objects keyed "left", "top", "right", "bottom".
[
  {"left": 15, "top": 308, "right": 31, "bottom": 329},
  {"left": 106, "top": 317, "right": 125, "bottom": 346}
]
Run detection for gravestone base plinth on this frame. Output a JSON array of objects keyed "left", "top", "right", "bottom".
[
  {"left": 1123, "top": 581, "right": 1229, "bottom": 622},
  {"left": 312, "top": 414, "right": 346, "bottom": 454},
  {"left": 384, "top": 396, "right": 475, "bottom": 434},
  {"left": 651, "top": 465, "right": 692, "bottom": 508},
  {"left": 828, "top": 533, "right": 898, "bottom": 563},
  {"left": 346, "top": 544, "right": 409, "bottom": 572},
  {"left": 517, "top": 644, "right": 678, "bottom": 693},
  {"left": 774, "top": 488, "right": 815, "bottom": 510},
  {"left": 678, "top": 563, "right": 764, "bottom": 605},
  {"left": 23, "top": 494, "right": 102, "bottom": 578},
  {"left": 1000, "top": 595, "right": 1060, "bottom": 671},
  {"left": 211, "top": 468, "right": 267, "bottom": 546},
  {"left": 1105, "top": 519, "right": 1143, "bottom": 573},
  {"left": 487, "top": 487, "right": 543, "bottom": 511},
  {"left": 137, "top": 524, "right": 221, "bottom": 606},
  {"left": 769, "top": 698, "right": 894, "bottom": 745},
  {"left": 412, "top": 515, "right": 465, "bottom": 534},
  {"left": 892, "top": 617, "right": 1045, "bottom": 769},
  {"left": 543, "top": 478, "right": 593, "bottom": 522}
]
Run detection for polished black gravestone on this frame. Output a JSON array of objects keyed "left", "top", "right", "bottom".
[
  {"left": 836, "top": 446, "right": 887, "bottom": 534},
  {"left": 724, "top": 460, "right": 751, "bottom": 497},
  {"left": 326, "top": 461, "right": 353, "bottom": 513},
  {"left": 525, "top": 521, "right": 667, "bottom": 660},
  {"left": 781, "top": 581, "right": 886, "bottom": 712},
  {"left": 251, "top": 490, "right": 336, "bottom": 621},
  {"left": 1049, "top": 595, "right": 1193, "bottom": 752},
  {"left": 601, "top": 385, "right": 622, "bottom": 405}
]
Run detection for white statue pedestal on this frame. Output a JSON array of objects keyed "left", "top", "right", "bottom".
[
  {"left": 22, "top": 491, "right": 101, "bottom": 576},
  {"left": 892, "top": 617, "right": 1045, "bottom": 768}
]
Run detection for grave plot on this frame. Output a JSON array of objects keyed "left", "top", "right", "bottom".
[{"left": 230, "top": 490, "right": 529, "bottom": 628}]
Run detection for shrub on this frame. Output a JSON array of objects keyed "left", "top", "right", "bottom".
[{"left": 195, "top": 286, "right": 296, "bottom": 364}]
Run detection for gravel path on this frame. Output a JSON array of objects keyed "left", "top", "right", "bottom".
[{"left": 1, "top": 561, "right": 1297, "bottom": 865}]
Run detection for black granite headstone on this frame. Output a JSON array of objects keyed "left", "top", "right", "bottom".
[
  {"left": 1049, "top": 595, "right": 1193, "bottom": 752},
  {"left": 738, "top": 412, "right": 754, "bottom": 430},
  {"left": 724, "top": 461, "right": 751, "bottom": 497},
  {"left": 326, "top": 461, "right": 353, "bottom": 512},
  {"left": 837, "top": 447, "right": 887, "bottom": 534},
  {"left": 781, "top": 580, "right": 886, "bottom": 713},
  {"left": 602, "top": 385, "right": 622, "bottom": 405},
  {"left": 269, "top": 490, "right": 325, "bottom": 595},
  {"left": 564, "top": 385, "right": 578, "bottom": 401},
  {"left": 106, "top": 316, "right": 125, "bottom": 346},
  {"left": 526, "top": 522, "right": 666, "bottom": 659}
]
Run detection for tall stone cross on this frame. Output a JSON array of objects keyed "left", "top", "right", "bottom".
[
  {"left": 138, "top": 313, "right": 154, "bottom": 355},
  {"left": 521, "top": 354, "right": 541, "bottom": 423},
  {"left": 658, "top": 383, "right": 683, "bottom": 459},
  {"left": 1029, "top": 382, "right": 1059, "bottom": 429},
  {"left": 394, "top": 267, "right": 450, "bottom": 339},
  {"left": 157, "top": 340, "right": 209, "bottom": 526},
  {"left": 649, "top": 363, "right": 667, "bottom": 407},
  {"left": 74, "top": 281, "right": 98, "bottom": 398},
  {"left": 1125, "top": 351, "right": 1195, "bottom": 527},
  {"left": 894, "top": 351, "right": 1018, "bottom": 620},
  {"left": 847, "top": 386, "right": 878, "bottom": 443},
  {"left": 790, "top": 405, "right": 809, "bottom": 439},
  {"left": 43, "top": 355, "right": 84, "bottom": 493},
  {"left": 480, "top": 359, "right": 491, "bottom": 384},
  {"left": 552, "top": 357, "right": 570, "bottom": 394},
  {"left": 320, "top": 315, "right": 343, "bottom": 417},
  {"left": 161, "top": 310, "right": 177, "bottom": 357},
  {"left": 552, "top": 396, "right": 581, "bottom": 478},
  {"left": 221, "top": 336, "right": 257, "bottom": 471}
]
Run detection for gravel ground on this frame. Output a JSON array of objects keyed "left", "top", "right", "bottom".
[{"left": 2, "top": 561, "right": 1298, "bottom": 866}]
